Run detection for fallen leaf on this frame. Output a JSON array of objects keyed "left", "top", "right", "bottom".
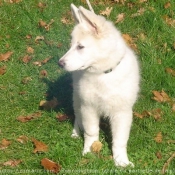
[
  {"left": 41, "top": 158, "right": 61, "bottom": 174},
  {"left": 17, "top": 112, "right": 42, "bottom": 123},
  {"left": 165, "top": 68, "right": 175, "bottom": 76},
  {"left": 22, "top": 55, "right": 32, "bottom": 63},
  {"left": 156, "top": 151, "right": 162, "bottom": 159},
  {"left": 100, "top": 7, "right": 113, "bottom": 17},
  {"left": 115, "top": 13, "right": 125, "bottom": 23},
  {"left": 56, "top": 113, "right": 69, "bottom": 122},
  {"left": 16, "top": 135, "right": 29, "bottom": 144},
  {"left": 0, "top": 66, "right": 6, "bottom": 75},
  {"left": 26, "top": 34, "right": 32, "bottom": 39},
  {"left": 163, "top": 15, "right": 175, "bottom": 27},
  {"left": 40, "top": 70, "right": 48, "bottom": 77},
  {"left": 3, "top": 160, "right": 22, "bottom": 167},
  {"left": 61, "top": 17, "right": 71, "bottom": 24},
  {"left": 33, "top": 61, "right": 42, "bottom": 66},
  {"left": 41, "top": 56, "right": 53, "bottom": 64},
  {"left": 164, "top": 2, "right": 171, "bottom": 9},
  {"left": 39, "top": 19, "right": 54, "bottom": 31},
  {"left": 4, "top": 0, "right": 22, "bottom": 3},
  {"left": 154, "top": 132, "right": 163, "bottom": 143},
  {"left": 91, "top": 141, "right": 103, "bottom": 153},
  {"left": 122, "top": 34, "right": 137, "bottom": 51},
  {"left": 39, "top": 97, "right": 59, "bottom": 110},
  {"left": 172, "top": 104, "right": 175, "bottom": 112},
  {"left": 131, "top": 8, "right": 145, "bottom": 18},
  {"left": 152, "top": 90, "right": 172, "bottom": 103},
  {"left": 32, "top": 138, "right": 48, "bottom": 153},
  {"left": 27, "top": 46, "right": 34, "bottom": 54},
  {"left": 38, "top": 2, "right": 47, "bottom": 9},
  {"left": 35, "top": 36, "right": 44, "bottom": 43},
  {"left": 21, "top": 77, "right": 32, "bottom": 84},
  {"left": 0, "top": 51, "right": 13, "bottom": 61},
  {"left": 0, "top": 139, "right": 11, "bottom": 150}
]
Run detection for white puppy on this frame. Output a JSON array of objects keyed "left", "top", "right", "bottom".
[{"left": 58, "top": 4, "right": 140, "bottom": 167}]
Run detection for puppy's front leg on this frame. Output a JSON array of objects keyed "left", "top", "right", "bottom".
[
  {"left": 110, "top": 110, "right": 134, "bottom": 167},
  {"left": 81, "top": 106, "right": 100, "bottom": 155}
]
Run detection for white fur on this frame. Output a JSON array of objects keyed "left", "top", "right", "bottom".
[{"left": 58, "top": 4, "right": 140, "bottom": 167}]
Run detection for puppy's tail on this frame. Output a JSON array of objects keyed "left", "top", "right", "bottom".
[{"left": 86, "top": 0, "right": 94, "bottom": 13}]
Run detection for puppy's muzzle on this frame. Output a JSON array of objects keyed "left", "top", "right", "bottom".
[{"left": 58, "top": 59, "right": 65, "bottom": 68}]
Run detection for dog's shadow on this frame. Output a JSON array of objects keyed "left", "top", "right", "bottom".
[
  {"left": 42, "top": 73, "right": 74, "bottom": 120},
  {"left": 43, "top": 73, "right": 112, "bottom": 150}
]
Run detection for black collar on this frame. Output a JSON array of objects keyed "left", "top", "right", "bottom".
[{"left": 104, "top": 61, "right": 121, "bottom": 74}]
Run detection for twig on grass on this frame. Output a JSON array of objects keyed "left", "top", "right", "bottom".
[{"left": 162, "top": 152, "right": 175, "bottom": 174}]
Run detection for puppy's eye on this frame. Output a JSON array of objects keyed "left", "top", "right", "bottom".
[{"left": 77, "top": 44, "right": 84, "bottom": 50}]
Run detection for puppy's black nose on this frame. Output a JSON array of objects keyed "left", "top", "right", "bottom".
[{"left": 58, "top": 60, "right": 65, "bottom": 68}]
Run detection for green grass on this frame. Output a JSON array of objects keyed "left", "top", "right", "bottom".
[{"left": 0, "top": 0, "right": 175, "bottom": 174}]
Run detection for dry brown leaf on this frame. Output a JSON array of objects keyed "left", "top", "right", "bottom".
[
  {"left": 164, "top": 2, "right": 171, "bottom": 9},
  {"left": 156, "top": 151, "right": 162, "bottom": 159},
  {"left": 39, "top": 97, "right": 59, "bottom": 110},
  {"left": 0, "top": 66, "right": 6, "bottom": 75},
  {"left": 40, "top": 70, "right": 48, "bottom": 77},
  {"left": 91, "top": 141, "right": 103, "bottom": 153},
  {"left": 61, "top": 17, "right": 71, "bottom": 24},
  {"left": 100, "top": 7, "right": 113, "bottom": 17},
  {"left": 33, "top": 61, "right": 42, "bottom": 66},
  {"left": 172, "top": 104, "right": 175, "bottom": 112},
  {"left": 21, "top": 77, "right": 32, "bottom": 84},
  {"left": 22, "top": 55, "right": 32, "bottom": 63},
  {"left": 37, "top": 2, "right": 47, "bottom": 9},
  {"left": 41, "top": 158, "right": 61, "bottom": 174},
  {"left": 131, "top": 8, "right": 145, "bottom": 18},
  {"left": 154, "top": 132, "right": 163, "bottom": 143},
  {"left": 56, "top": 113, "right": 69, "bottom": 122},
  {"left": 4, "top": 0, "right": 22, "bottom": 3},
  {"left": 41, "top": 56, "right": 53, "bottom": 64},
  {"left": 3, "top": 160, "right": 22, "bottom": 167},
  {"left": 122, "top": 34, "right": 137, "bottom": 51},
  {"left": 167, "top": 140, "right": 175, "bottom": 144},
  {"left": 27, "top": 46, "right": 34, "bottom": 54},
  {"left": 16, "top": 135, "right": 29, "bottom": 144},
  {"left": 115, "top": 13, "right": 125, "bottom": 23},
  {"left": 0, "top": 139, "right": 11, "bottom": 150},
  {"left": 134, "top": 109, "right": 162, "bottom": 120},
  {"left": 165, "top": 68, "right": 175, "bottom": 76},
  {"left": 26, "top": 34, "right": 32, "bottom": 39},
  {"left": 163, "top": 15, "right": 175, "bottom": 27},
  {"left": 0, "top": 51, "right": 13, "bottom": 61},
  {"left": 35, "top": 36, "right": 44, "bottom": 43},
  {"left": 17, "top": 112, "right": 42, "bottom": 123},
  {"left": 32, "top": 138, "right": 48, "bottom": 153},
  {"left": 152, "top": 90, "right": 172, "bottom": 103}
]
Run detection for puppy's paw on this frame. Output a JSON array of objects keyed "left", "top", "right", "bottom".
[
  {"left": 114, "top": 156, "right": 134, "bottom": 167},
  {"left": 82, "top": 147, "right": 91, "bottom": 156},
  {"left": 71, "top": 133, "right": 80, "bottom": 138}
]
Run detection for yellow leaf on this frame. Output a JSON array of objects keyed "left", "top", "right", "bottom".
[
  {"left": 115, "top": 13, "right": 125, "bottom": 23},
  {"left": 91, "top": 141, "right": 103, "bottom": 153},
  {"left": 154, "top": 132, "right": 163, "bottom": 143},
  {"left": 100, "top": 7, "right": 113, "bottom": 17}
]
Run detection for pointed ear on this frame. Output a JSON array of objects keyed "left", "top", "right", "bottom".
[
  {"left": 79, "top": 6, "right": 99, "bottom": 35},
  {"left": 71, "top": 3, "right": 81, "bottom": 24}
]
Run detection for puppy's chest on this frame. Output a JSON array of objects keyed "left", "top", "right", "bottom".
[{"left": 73, "top": 74, "right": 117, "bottom": 103}]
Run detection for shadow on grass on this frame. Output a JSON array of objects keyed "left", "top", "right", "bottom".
[{"left": 42, "top": 73, "right": 74, "bottom": 121}]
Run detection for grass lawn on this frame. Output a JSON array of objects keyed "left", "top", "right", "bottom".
[{"left": 0, "top": 0, "right": 175, "bottom": 174}]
